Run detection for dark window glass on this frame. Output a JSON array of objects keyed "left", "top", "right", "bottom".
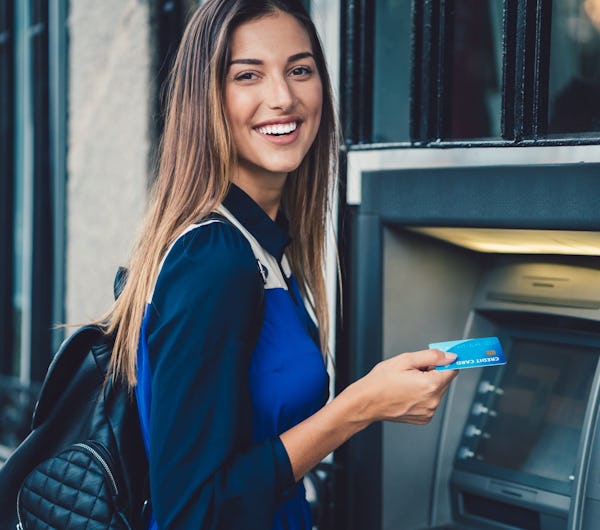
[
  {"left": 547, "top": 0, "right": 600, "bottom": 136},
  {"left": 446, "top": 0, "right": 504, "bottom": 140},
  {"left": 372, "top": 0, "right": 412, "bottom": 143},
  {"left": 1, "top": 0, "right": 52, "bottom": 454}
]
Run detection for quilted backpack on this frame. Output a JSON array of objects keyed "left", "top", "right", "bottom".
[{"left": 0, "top": 324, "right": 149, "bottom": 530}]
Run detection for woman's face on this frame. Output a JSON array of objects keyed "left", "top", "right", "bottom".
[{"left": 224, "top": 11, "right": 323, "bottom": 187}]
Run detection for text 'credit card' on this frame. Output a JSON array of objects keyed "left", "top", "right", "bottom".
[{"left": 429, "top": 336, "right": 507, "bottom": 371}]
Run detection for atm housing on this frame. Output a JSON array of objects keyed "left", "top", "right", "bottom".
[
  {"left": 444, "top": 262, "right": 600, "bottom": 530},
  {"left": 337, "top": 164, "right": 600, "bottom": 530}
]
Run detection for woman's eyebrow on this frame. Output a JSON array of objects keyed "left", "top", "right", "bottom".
[
  {"left": 288, "top": 51, "right": 314, "bottom": 62},
  {"left": 228, "top": 51, "right": 314, "bottom": 66},
  {"left": 229, "top": 58, "right": 263, "bottom": 66}
]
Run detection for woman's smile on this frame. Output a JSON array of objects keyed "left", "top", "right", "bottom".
[{"left": 254, "top": 118, "right": 302, "bottom": 145}]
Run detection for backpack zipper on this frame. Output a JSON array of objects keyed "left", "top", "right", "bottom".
[
  {"left": 73, "top": 442, "right": 119, "bottom": 497},
  {"left": 16, "top": 486, "right": 24, "bottom": 529}
]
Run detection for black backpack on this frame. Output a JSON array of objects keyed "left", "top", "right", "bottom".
[
  {"left": 0, "top": 324, "right": 149, "bottom": 529},
  {"left": 0, "top": 215, "right": 256, "bottom": 530}
]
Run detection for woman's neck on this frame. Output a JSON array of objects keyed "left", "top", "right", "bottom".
[{"left": 230, "top": 167, "right": 287, "bottom": 221}]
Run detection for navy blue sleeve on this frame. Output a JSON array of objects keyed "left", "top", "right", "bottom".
[{"left": 146, "top": 221, "right": 295, "bottom": 530}]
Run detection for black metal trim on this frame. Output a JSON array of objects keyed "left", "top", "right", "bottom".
[
  {"left": 341, "top": 0, "right": 374, "bottom": 145},
  {"left": 504, "top": 0, "right": 537, "bottom": 141},
  {"left": 335, "top": 210, "right": 383, "bottom": 530},
  {"left": 520, "top": 0, "right": 538, "bottom": 139},
  {"left": 478, "top": 0, "right": 560, "bottom": 143},
  {"left": 532, "top": 0, "right": 552, "bottom": 137},
  {"left": 334, "top": 153, "right": 350, "bottom": 530},
  {"left": 502, "top": 0, "right": 518, "bottom": 139},
  {"left": 437, "top": 0, "right": 453, "bottom": 140},
  {"left": 0, "top": 0, "right": 14, "bottom": 375},
  {"left": 409, "top": 0, "right": 423, "bottom": 141},
  {"left": 411, "top": 0, "right": 458, "bottom": 143},
  {"left": 411, "top": 0, "right": 446, "bottom": 143},
  {"left": 30, "top": 0, "right": 53, "bottom": 382},
  {"left": 346, "top": 135, "right": 600, "bottom": 151}
]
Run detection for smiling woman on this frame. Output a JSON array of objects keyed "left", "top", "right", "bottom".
[{"left": 97, "top": 1, "right": 458, "bottom": 530}]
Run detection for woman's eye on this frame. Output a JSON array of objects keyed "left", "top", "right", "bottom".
[
  {"left": 290, "top": 66, "right": 312, "bottom": 77},
  {"left": 234, "top": 72, "right": 258, "bottom": 81}
]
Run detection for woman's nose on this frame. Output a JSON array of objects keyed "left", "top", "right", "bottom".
[{"left": 267, "top": 76, "right": 296, "bottom": 111}]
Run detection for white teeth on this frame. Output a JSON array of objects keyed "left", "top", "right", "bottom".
[{"left": 256, "top": 122, "right": 297, "bottom": 135}]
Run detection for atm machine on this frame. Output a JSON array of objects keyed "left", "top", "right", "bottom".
[
  {"left": 334, "top": 161, "right": 600, "bottom": 530},
  {"left": 436, "top": 261, "right": 600, "bottom": 530}
]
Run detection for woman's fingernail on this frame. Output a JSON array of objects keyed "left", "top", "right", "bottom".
[{"left": 445, "top": 352, "right": 457, "bottom": 360}]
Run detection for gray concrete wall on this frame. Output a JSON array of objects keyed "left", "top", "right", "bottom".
[{"left": 67, "top": 0, "right": 151, "bottom": 323}]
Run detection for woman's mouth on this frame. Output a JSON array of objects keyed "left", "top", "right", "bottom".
[
  {"left": 254, "top": 120, "right": 302, "bottom": 146},
  {"left": 256, "top": 121, "right": 298, "bottom": 136}
]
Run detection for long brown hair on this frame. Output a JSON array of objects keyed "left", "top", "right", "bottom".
[{"left": 104, "top": 0, "right": 338, "bottom": 387}]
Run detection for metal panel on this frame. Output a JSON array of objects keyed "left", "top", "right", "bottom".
[
  {"left": 361, "top": 164, "right": 600, "bottom": 230},
  {"left": 381, "top": 227, "right": 484, "bottom": 529},
  {"left": 582, "top": 499, "right": 600, "bottom": 530},
  {"left": 346, "top": 145, "right": 600, "bottom": 206}
]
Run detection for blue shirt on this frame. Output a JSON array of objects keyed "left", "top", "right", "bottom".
[{"left": 136, "top": 184, "right": 329, "bottom": 530}]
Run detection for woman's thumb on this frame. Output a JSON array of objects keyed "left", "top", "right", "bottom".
[{"left": 399, "top": 349, "right": 457, "bottom": 370}]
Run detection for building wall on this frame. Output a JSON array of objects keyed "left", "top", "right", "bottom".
[{"left": 67, "top": 0, "right": 151, "bottom": 324}]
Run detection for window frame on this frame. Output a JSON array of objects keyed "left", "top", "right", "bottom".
[
  {"left": 4, "top": 0, "right": 65, "bottom": 384},
  {"left": 343, "top": 0, "right": 600, "bottom": 148},
  {"left": 0, "top": 0, "right": 15, "bottom": 376},
  {"left": 28, "top": 0, "right": 53, "bottom": 382}
]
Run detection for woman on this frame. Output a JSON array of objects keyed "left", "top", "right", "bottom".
[{"left": 105, "top": 1, "right": 458, "bottom": 529}]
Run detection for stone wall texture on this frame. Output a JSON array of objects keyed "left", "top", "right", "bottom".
[{"left": 67, "top": 0, "right": 151, "bottom": 323}]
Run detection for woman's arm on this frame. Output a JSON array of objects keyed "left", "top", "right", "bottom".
[
  {"left": 147, "top": 220, "right": 458, "bottom": 526},
  {"left": 147, "top": 223, "right": 294, "bottom": 530},
  {"left": 280, "top": 349, "right": 458, "bottom": 481}
]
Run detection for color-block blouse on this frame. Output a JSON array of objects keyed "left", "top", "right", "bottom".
[{"left": 135, "top": 184, "right": 329, "bottom": 530}]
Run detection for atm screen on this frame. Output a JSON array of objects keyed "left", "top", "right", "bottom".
[{"left": 472, "top": 339, "right": 598, "bottom": 484}]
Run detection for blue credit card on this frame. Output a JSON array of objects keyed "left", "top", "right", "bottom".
[{"left": 429, "top": 336, "right": 507, "bottom": 371}]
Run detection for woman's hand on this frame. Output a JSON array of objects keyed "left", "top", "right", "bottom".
[
  {"left": 346, "top": 349, "right": 458, "bottom": 426},
  {"left": 280, "top": 348, "right": 458, "bottom": 481}
]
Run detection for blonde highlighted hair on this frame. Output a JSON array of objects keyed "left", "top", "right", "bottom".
[{"left": 104, "top": 0, "right": 339, "bottom": 387}]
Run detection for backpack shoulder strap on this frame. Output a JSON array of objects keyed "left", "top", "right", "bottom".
[
  {"left": 216, "top": 205, "right": 286, "bottom": 290},
  {"left": 147, "top": 212, "right": 267, "bottom": 304},
  {"left": 146, "top": 215, "right": 228, "bottom": 304}
]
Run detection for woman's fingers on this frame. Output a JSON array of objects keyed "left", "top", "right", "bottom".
[{"left": 360, "top": 348, "right": 458, "bottom": 424}]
